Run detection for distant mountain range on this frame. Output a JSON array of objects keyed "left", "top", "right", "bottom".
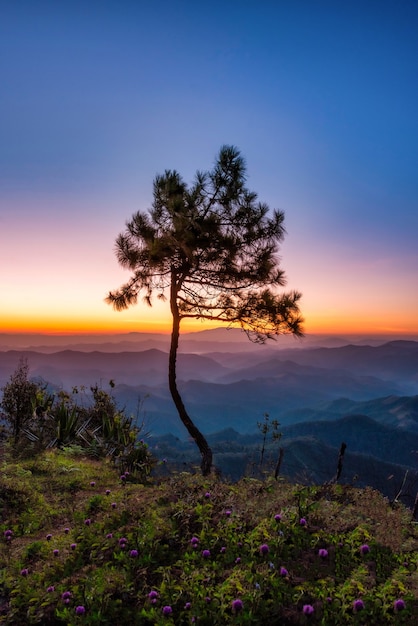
[{"left": 1, "top": 329, "right": 418, "bottom": 505}]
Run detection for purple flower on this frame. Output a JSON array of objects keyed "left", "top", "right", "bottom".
[
  {"left": 53, "top": 549, "right": 59, "bottom": 556},
  {"left": 106, "top": 533, "right": 113, "bottom": 539},
  {"left": 235, "top": 557, "right": 241, "bottom": 564},
  {"left": 360, "top": 544, "right": 370, "bottom": 555},
  {"left": 20, "top": 568, "right": 29, "bottom": 576},
  {"left": 70, "top": 543, "right": 77, "bottom": 550},
  {"left": 202, "top": 549, "right": 211, "bottom": 558},
  {"left": 280, "top": 566, "right": 288, "bottom": 577},
  {"left": 394, "top": 599, "right": 406, "bottom": 612},
  {"left": 274, "top": 514, "right": 282, "bottom": 522},
  {"left": 61, "top": 591, "right": 72, "bottom": 600},
  {"left": 105, "top": 489, "right": 111, "bottom": 495},
  {"left": 259, "top": 543, "right": 269, "bottom": 555},
  {"left": 299, "top": 517, "right": 307, "bottom": 526},
  {"left": 232, "top": 598, "right": 244, "bottom": 612},
  {"left": 129, "top": 549, "right": 138, "bottom": 558},
  {"left": 190, "top": 536, "right": 199, "bottom": 546},
  {"left": 205, "top": 596, "right": 211, "bottom": 603},
  {"left": 118, "top": 537, "right": 127, "bottom": 546},
  {"left": 90, "top": 481, "right": 96, "bottom": 487},
  {"left": 162, "top": 605, "right": 172, "bottom": 615},
  {"left": 303, "top": 604, "right": 314, "bottom": 615},
  {"left": 111, "top": 502, "right": 117, "bottom": 509},
  {"left": 120, "top": 474, "right": 126, "bottom": 481},
  {"left": 64, "top": 527, "right": 70, "bottom": 534},
  {"left": 184, "top": 602, "right": 192, "bottom": 610},
  {"left": 318, "top": 548, "right": 328, "bottom": 558},
  {"left": 84, "top": 518, "right": 91, "bottom": 526},
  {"left": 220, "top": 546, "right": 226, "bottom": 553},
  {"left": 225, "top": 510, "right": 231, "bottom": 517},
  {"left": 46, "top": 533, "right": 52, "bottom": 541},
  {"left": 353, "top": 599, "right": 365, "bottom": 612},
  {"left": 47, "top": 585, "right": 55, "bottom": 592},
  {"left": 75, "top": 605, "right": 86, "bottom": 615},
  {"left": 148, "top": 590, "right": 159, "bottom": 600},
  {"left": 3, "top": 529, "right": 13, "bottom": 538},
  {"left": 204, "top": 492, "right": 211, "bottom": 498}
]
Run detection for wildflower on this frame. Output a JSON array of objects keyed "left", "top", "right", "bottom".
[
  {"left": 280, "top": 566, "right": 288, "bottom": 577},
  {"left": 62, "top": 591, "right": 72, "bottom": 600},
  {"left": 64, "top": 527, "right": 70, "bottom": 534},
  {"left": 162, "top": 605, "right": 172, "bottom": 615},
  {"left": 394, "top": 599, "right": 406, "bottom": 612},
  {"left": 105, "top": 489, "right": 111, "bottom": 495},
  {"left": 303, "top": 604, "right": 314, "bottom": 615},
  {"left": 3, "top": 529, "right": 13, "bottom": 538},
  {"left": 53, "top": 549, "right": 59, "bottom": 556},
  {"left": 255, "top": 582, "right": 261, "bottom": 590},
  {"left": 232, "top": 598, "right": 244, "bottom": 612},
  {"left": 202, "top": 549, "right": 211, "bottom": 558},
  {"left": 47, "top": 585, "right": 55, "bottom": 592},
  {"left": 70, "top": 543, "right": 77, "bottom": 550},
  {"left": 318, "top": 548, "right": 328, "bottom": 558},
  {"left": 106, "top": 533, "right": 113, "bottom": 539},
  {"left": 299, "top": 517, "right": 307, "bottom": 526},
  {"left": 190, "top": 536, "right": 199, "bottom": 546},
  {"left": 129, "top": 549, "right": 138, "bottom": 558},
  {"left": 360, "top": 544, "right": 370, "bottom": 555},
  {"left": 204, "top": 492, "right": 211, "bottom": 498},
  {"left": 20, "top": 568, "right": 29, "bottom": 576},
  {"left": 148, "top": 590, "right": 159, "bottom": 600},
  {"left": 120, "top": 474, "right": 126, "bottom": 481},
  {"left": 46, "top": 533, "right": 52, "bottom": 541},
  {"left": 225, "top": 510, "right": 231, "bottom": 517},
  {"left": 353, "top": 599, "right": 365, "bottom": 612},
  {"left": 205, "top": 596, "right": 211, "bottom": 603},
  {"left": 90, "top": 481, "right": 96, "bottom": 487},
  {"left": 75, "top": 605, "right": 86, "bottom": 615},
  {"left": 268, "top": 561, "right": 275, "bottom": 569},
  {"left": 259, "top": 543, "right": 269, "bottom": 555},
  {"left": 111, "top": 502, "right": 117, "bottom": 509},
  {"left": 274, "top": 514, "right": 282, "bottom": 522},
  {"left": 235, "top": 557, "right": 241, "bottom": 564},
  {"left": 220, "top": 546, "right": 226, "bottom": 553},
  {"left": 84, "top": 518, "right": 91, "bottom": 526},
  {"left": 184, "top": 602, "right": 192, "bottom": 610}
]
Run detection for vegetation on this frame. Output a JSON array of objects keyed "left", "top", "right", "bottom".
[
  {"left": 0, "top": 362, "right": 154, "bottom": 477},
  {"left": 1, "top": 449, "right": 418, "bottom": 625},
  {"left": 106, "top": 145, "right": 303, "bottom": 475}
]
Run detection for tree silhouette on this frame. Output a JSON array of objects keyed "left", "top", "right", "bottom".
[{"left": 106, "top": 145, "right": 303, "bottom": 475}]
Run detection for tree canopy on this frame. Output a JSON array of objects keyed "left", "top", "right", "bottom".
[{"left": 106, "top": 145, "right": 303, "bottom": 474}]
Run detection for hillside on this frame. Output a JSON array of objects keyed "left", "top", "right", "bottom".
[{"left": 1, "top": 450, "right": 418, "bottom": 625}]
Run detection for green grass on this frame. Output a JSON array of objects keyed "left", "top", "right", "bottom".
[{"left": 1, "top": 449, "right": 418, "bottom": 625}]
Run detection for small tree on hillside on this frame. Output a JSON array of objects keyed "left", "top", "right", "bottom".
[
  {"left": 0, "top": 357, "right": 40, "bottom": 445},
  {"left": 106, "top": 145, "right": 303, "bottom": 475}
]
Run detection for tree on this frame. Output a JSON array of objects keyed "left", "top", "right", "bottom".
[
  {"left": 0, "top": 357, "right": 39, "bottom": 445},
  {"left": 106, "top": 145, "right": 303, "bottom": 475}
]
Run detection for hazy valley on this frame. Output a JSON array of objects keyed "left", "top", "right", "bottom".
[{"left": 1, "top": 328, "right": 418, "bottom": 506}]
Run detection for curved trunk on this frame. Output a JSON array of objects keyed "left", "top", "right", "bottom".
[{"left": 169, "top": 275, "right": 213, "bottom": 476}]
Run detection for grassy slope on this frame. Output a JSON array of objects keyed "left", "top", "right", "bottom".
[{"left": 1, "top": 450, "right": 418, "bottom": 625}]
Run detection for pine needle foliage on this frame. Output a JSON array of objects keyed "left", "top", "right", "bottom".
[{"left": 106, "top": 146, "right": 304, "bottom": 475}]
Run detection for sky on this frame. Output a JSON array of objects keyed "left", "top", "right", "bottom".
[{"left": 1, "top": 0, "right": 417, "bottom": 337}]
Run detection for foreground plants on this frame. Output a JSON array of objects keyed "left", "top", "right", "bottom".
[{"left": 1, "top": 451, "right": 418, "bottom": 624}]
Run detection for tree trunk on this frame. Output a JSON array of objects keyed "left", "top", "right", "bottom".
[{"left": 169, "top": 276, "right": 213, "bottom": 476}]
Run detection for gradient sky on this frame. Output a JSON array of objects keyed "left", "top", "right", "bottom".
[{"left": 1, "top": 0, "right": 417, "bottom": 336}]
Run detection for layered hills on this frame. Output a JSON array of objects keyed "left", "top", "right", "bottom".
[{"left": 1, "top": 329, "right": 417, "bottom": 505}]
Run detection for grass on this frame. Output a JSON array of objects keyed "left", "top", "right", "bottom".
[{"left": 1, "top": 449, "right": 418, "bottom": 625}]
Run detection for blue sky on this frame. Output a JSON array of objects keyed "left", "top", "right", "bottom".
[{"left": 1, "top": 0, "right": 417, "bottom": 335}]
